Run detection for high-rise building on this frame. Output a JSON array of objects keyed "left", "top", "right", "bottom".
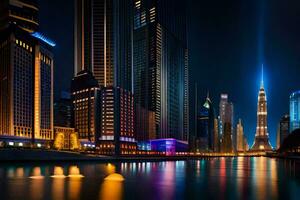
[
  {"left": 98, "top": 87, "right": 136, "bottom": 155},
  {"left": 251, "top": 67, "right": 272, "bottom": 151},
  {"left": 71, "top": 70, "right": 100, "bottom": 146},
  {"left": 0, "top": 25, "right": 54, "bottom": 147},
  {"left": 236, "top": 119, "right": 248, "bottom": 152},
  {"left": 74, "top": 0, "right": 133, "bottom": 91},
  {"left": 54, "top": 91, "right": 73, "bottom": 127},
  {"left": 220, "top": 122, "right": 234, "bottom": 153},
  {"left": 213, "top": 118, "right": 220, "bottom": 152},
  {"left": 290, "top": 91, "right": 300, "bottom": 132},
  {"left": 194, "top": 95, "right": 214, "bottom": 152},
  {"left": 133, "top": 0, "right": 189, "bottom": 142},
  {"left": 277, "top": 114, "right": 290, "bottom": 149},
  {"left": 0, "top": 0, "right": 39, "bottom": 33}
]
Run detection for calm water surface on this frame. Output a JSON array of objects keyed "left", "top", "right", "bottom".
[{"left": 0, "top": 157, "right": 299, "bottom": 200}]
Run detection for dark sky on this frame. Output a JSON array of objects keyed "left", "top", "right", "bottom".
[{"left": 38, "top": 0, "right": 300, "bottom": 147}]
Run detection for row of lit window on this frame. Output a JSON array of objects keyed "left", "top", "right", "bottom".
[{"left": 15, "top": 39, "right": 33, "bottom": 52}]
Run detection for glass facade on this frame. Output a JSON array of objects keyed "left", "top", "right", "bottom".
[
  {"left": 133, "top": 0, "right": 189, "bottom": 142},
  {"left": 290, "top": 91, "right": 300, "bottom": 132}
]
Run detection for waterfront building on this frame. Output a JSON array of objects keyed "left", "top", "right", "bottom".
[
  {"left": 236, "top": 119, "right": 248, "bottom": 152},
  {"left": 138, "top": 138, "right": 188, "bottom": 156},
  {"left": 220, "top": 122, "right": 234, "bottom": 153},
  {"left": 98, "top": 86, "right": 136, "bottom": 155},
  {"left": 54, "top": 91, "right": 73, "bottom": 128},
  {"left": 71, "top": 70, "right": 100, "bottom": 147},
  {"left": 213, "top": 118, "right": 220, "bottom": 152},
  {"left": 194, "top": 95, "right": 215, "bottom": 152},
  {"left": 277, "top": 114, "right": 290, "bottom": 149},
  {"left": 290, "top": 91, "right": 300, "bottom": 132},
  {"left": 251, "top": 67, "right": 272, "bottom": 151},
  {"left": 0, "top": 25, "right": 54, "bottom": 147},
  {"left": 133, "top": 0, "right": 189, "bottom": 142},
  {"left": 0, "top": 0, "right": 39, "bottom": 33},
  {"left": 53, "top": 126, "right": 80, "bottom": 150},
  {"left": 74, "top": 0, "right": 133, "bottom": 91}
]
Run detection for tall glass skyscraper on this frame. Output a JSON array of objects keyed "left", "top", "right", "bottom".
[
  {"left": 74, "top": 0, "right": 133, "bottom": 91},
  {"left": 290, "top": 91, "right": 300, "bottom": 132},
  {"left": 133, "top": 0, "right": 189, "bottom": 142}
]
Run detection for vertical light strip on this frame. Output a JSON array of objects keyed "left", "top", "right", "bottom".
[
  {"left": 104, "top": 0, "right": 107, "bottom": 86},
  {"left": 34, "top": 46, "right": 41, "bottom": 139},
  {"left": 81, "top": 0, "right": 85, "bottom": 70}
]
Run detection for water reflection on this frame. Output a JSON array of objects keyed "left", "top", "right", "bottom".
[
  {"left": 100, "top": 164, "right": 124, "bottom": 200},
  {"left": 0, "top": 158, "right": 299, "bottom": 200}
]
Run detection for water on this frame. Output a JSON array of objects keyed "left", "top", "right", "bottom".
[{"left": 0, "top": 157, "right": 299, "bottom": 200}]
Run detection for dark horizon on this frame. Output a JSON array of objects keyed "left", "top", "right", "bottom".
[{"left": 38, "top": 0, "right": 300, "bottom": 147}]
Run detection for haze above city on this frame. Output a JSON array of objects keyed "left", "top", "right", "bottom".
[{"left": 38, "top": 0, "right": 300, "bottom": 146}]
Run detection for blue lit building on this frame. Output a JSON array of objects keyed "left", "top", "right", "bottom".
[
  {"left": 138, "top": 138, "right": 188, "bottom": 155},
  {"left": 290, "top": 91, "right": 300, "bottom": 132}
]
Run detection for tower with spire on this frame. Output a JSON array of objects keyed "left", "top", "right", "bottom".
[{"left": 250, "top": 64, "right": 273, "bottom": 151}]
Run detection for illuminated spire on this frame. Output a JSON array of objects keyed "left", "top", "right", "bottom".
[{"left": 261, "top": 64, "right": 264, "bottom": 88}]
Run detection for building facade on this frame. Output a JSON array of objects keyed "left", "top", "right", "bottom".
[
  {"left": 236, "top": 119, "right": 248, "bottom": 152},
  {"left": 98, "top": 86, "right": 136, "bottom": 155},
  {"left": 71, "top": 70, "right": 100, "bottom": 146},
  {"left": 133, "top": 0, "right": 189, "bottom": 142},
  {"left": 290, "top": 91, "right": 300, "bottom": 132},
  {"left": 74, "top": 0, "right": 133, "bottom": 91},
  {"left": 277, "top": 114, "right": 290, "bottom": 149},
  {"left": 0, "top": 25, "right": 54, "bottom": 147}
]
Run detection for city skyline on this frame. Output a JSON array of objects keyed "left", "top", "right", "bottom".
[{"left": 37, "top": 0, "right": 300, "bottom": 147}]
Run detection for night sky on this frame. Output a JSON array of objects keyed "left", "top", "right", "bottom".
[{"left": 38, "top": 0, "right": 300, "bottom": 147}]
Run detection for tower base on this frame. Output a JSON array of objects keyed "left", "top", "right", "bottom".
[{"left": 250, "top": 136, "right": 273, "bottom": 152}]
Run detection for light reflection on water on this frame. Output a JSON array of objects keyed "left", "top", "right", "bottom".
[{"left": 0, "top": 157, "right": 299, "bottom": 200}]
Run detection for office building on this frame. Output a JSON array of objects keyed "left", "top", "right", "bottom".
[
  {"left": 133, "top": 0, "right": 189, "bottom": 142},
  {"left": 194, "top": 95, "right": 214, "bottom": 152},
  {"left": 277, "top": 114, "right": 290, "bottom": 149},
  {"left": 0, "top": 0, "right": 39, "bottom": 33},
  {"left": 71, "top": 70, "right": 100, "bottom": 146},
  {"left": 236, "top": 119, "right": 248, "bottom": 152},
  {"left": 98, "top": 86, "right": 136, "bottom": 155},
  {"left": 251, "top": 67, "right": 272, "bottom": 151},
  {"left": 74, "top": 0, "right": 133, "bottom": 91},
  {"left": 0, "top": 25, "right": 54, "bottom": 147},
  {"left": 290, "top": 91, "right": 300, "bottom": 132}
]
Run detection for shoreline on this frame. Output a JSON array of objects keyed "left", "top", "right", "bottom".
[{"left": 0, "top": 148, "right": 299, "bottom": 162}]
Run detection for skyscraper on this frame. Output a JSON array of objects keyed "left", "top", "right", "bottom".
[
  {"left": 0, "top": 0, "right": 39, "bottom": 33},
  {"left": 277, "top": 114, "right": 290, "bottom": 149},
  {"left": 290, "top": 91, "right": 300, "bottom": 132},
  {"left": 0, "top": 25, "right": 54, "bottom": 146},
  {"left": 74, "top": 0, "right": 133, "bottom": 91},
  {"left": 194, "top": 95, "right": 215, "bottom": 152},
  {"left": 251, "top": 66, "right": 272, "bottom": 151},
  {"left": 133, "top": 0, "right": 189, "bottom": 142},
  {"left": 98, "top": 87, "right": 136, "bottom": 155},
  {"left": 71, "top": 70, "right": 100, "bottom": 146},
  {"left": 236, "top": 119, "right": 248, "bottom": 152}
]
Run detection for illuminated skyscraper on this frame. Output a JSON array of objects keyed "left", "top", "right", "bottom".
[
  {"left": 74, "top": 0, "right": 133, "bottom": 91},
  {"left": 71, "top": 70, "right": 100, "bottom": 146},
  {"left": 236, "top": 119, "right": 248, "bottom": 152},
  {"left": 251, "top": 66, "right": 272, "bottom": 151},
  {"left": 0, "top": 25, "right": 54, "bottom": 146},
  {"left": 133, "top": 0, "right": 189, "bottom": 142},
  {"left": 0, "top": 0, "right": 39, "bottom": 33},
  {"left": 290, "top": 91, "right": 300, "bottom": 132},
  {"left": 277, "top": 114, "right": 290, "bottom": 149},
  {"left": 98, "top": 87, "right": 136, "bottom": 155}
]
